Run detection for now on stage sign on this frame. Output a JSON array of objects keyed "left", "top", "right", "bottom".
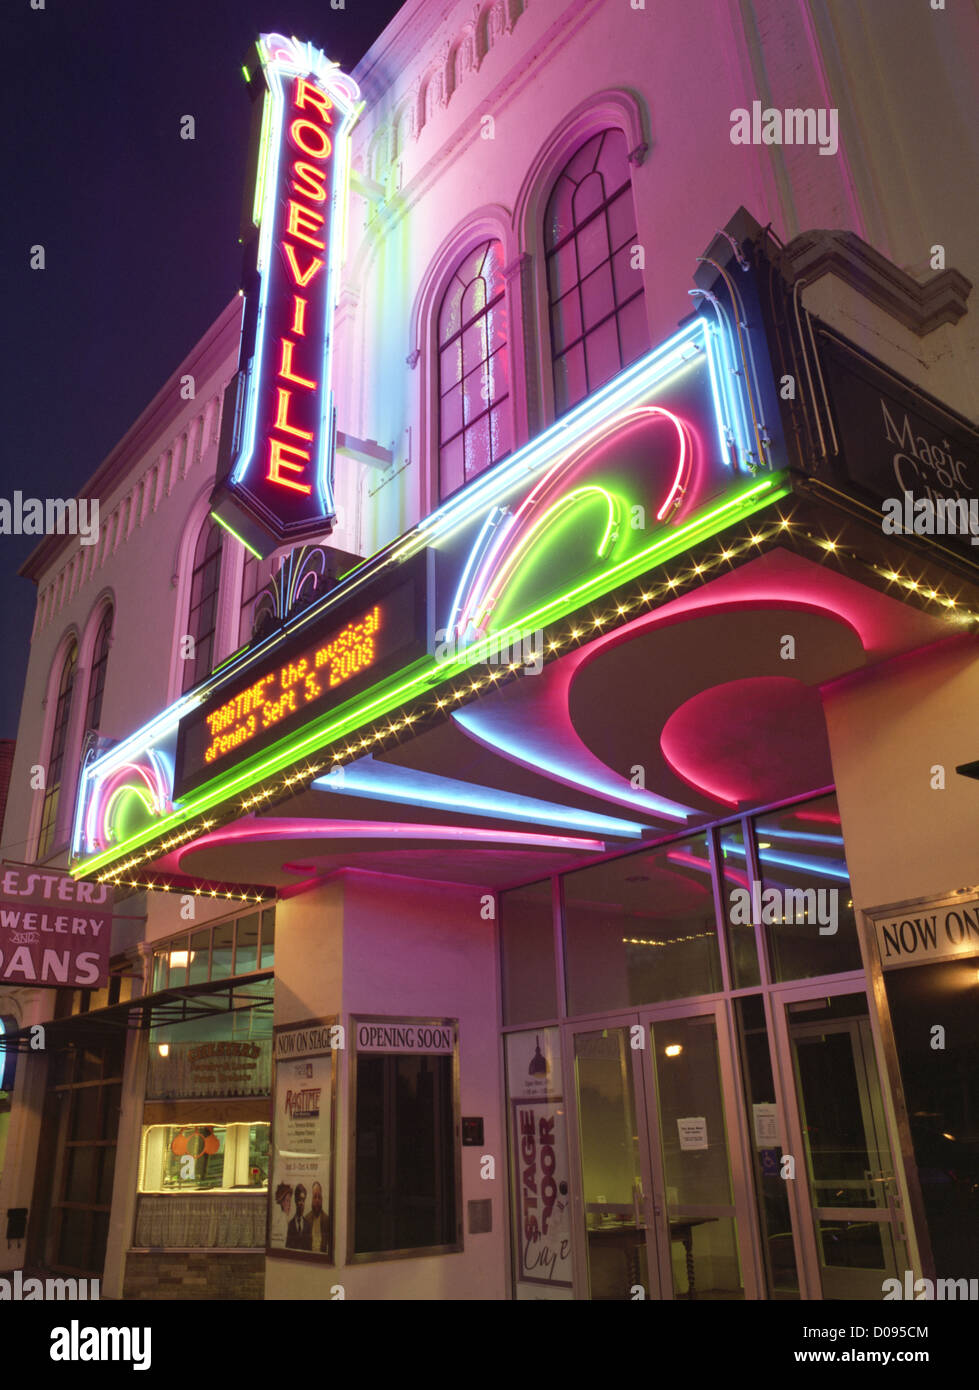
[
  {"left": 872, "top": 893, "right": 979, "bottom": 969},
  {"left": 0, "top": 864, "right": 114, "bottom": 988}
]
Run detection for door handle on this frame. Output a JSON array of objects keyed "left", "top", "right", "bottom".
[{"left": 632, "top": 1178, "right": 645, "bottom": 1229}]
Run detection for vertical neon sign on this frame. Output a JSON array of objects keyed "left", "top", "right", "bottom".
[{"left": 210, "top": 34, "right": 362, "bottom": 558}]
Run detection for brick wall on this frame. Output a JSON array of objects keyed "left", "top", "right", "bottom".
[{"left": 123, "top": 1251, "right": 265, "bottom": 1300}]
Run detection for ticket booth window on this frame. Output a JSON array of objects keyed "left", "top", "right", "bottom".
[
  {"left": 138, "top": 1123, "right": 270, "bottom": 1193},
  {"left": 351, "top": 1022, "right": 460, "bottom": 1259}
]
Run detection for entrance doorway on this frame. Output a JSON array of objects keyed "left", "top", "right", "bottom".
[
  {"left": 565, "top": 987, "right": 908, "bottom": 1299},
  {"left": 27, "top": 1035, "right": 124, "bottom": 1278},
  {"left": 566, "top": 1000, "right": 752, "bottom": 1300},
  {"left": 883, "top": 957, "right": 979, "bottom": 1280},
  {"left": 772, "top": 988, "right": 908, "bottom": 1299}
]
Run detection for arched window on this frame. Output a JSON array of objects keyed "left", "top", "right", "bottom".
[
  {"left": 239, "top": 553, "right": 262, "bottom": 649},
  {"left": 238, "top": 551, "right": 281, "bottom": 648},
  {"left": 182, "top": 520, "right": 223, "bottom": 693},
  {"left": 544, "top": 128, "right": 649, "bottom": 416},
  {"left": 85, "top": 608, "right": 113, "bottom": 732},
  {"left": 37, "top": 644, "right": 77, "bottom": 859},
  {"left": 437, "top": 239, "right": 511, "bottom": 499}
]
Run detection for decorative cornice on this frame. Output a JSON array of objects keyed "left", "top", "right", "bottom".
[
  {"left": 627, "top": 141, "right": 648, "bottom": 167},
  {"left": 357, "top": 0, "right": 531, "bottom": 166},
  {"left": 780, "top": 229, "right": 972, "bottom": 337}
]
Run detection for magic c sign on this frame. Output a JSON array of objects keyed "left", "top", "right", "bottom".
[{"left": 210, "top": 34, "right": 362, "bottom": 558}]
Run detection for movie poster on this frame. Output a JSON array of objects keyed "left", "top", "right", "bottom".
[
  {"left": 268, "top": 1020, "right": 337, "bottom": 1259},
  {"left": 506, "top": 1029, "right": 573, "bottom": 1292}
]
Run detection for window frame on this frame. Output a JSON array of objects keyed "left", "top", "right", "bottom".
[
  {"left": 84, "top": 606, "right": 113, "bottom": 733},
  {"left": 37, "top": 642, "right": 78, "bottom": 859},
  {"left": 543, "top": 127, "right": 649, "bottom": 418},
  {"left": 346, "top": 1015, "right": 462, "bottom": 1263},
  {"left": 181, "top": 518, "right": 224, "bottom": 694},
  {"left": 436, "top": 239, "right": 513, "bottom": 503},
  {"left": 137, "top": 1121, "right": 271, "bottom": 1194}
]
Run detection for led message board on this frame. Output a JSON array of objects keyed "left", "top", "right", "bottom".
[
  {"left": 174, "top": 554, "right": 429, "bottom": 799},
  {"left": 210, "top": 33, "right": 362, "bottom": 557}
]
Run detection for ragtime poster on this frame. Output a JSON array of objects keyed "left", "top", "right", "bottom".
[{"left": 268, "top": 1020, "right": 337, "bottom": 1259}]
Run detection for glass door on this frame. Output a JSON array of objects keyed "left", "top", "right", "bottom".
[
  {"left": 566, "top": 1018, "right": 662, "bottom": 1300},
  {"left": 639, "top": 1001, "right": 751, "bottom": 1299},
  {"left": 773, "top": 988, "right": 908, "bottom": 1299}
]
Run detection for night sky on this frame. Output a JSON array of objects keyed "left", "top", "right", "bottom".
[{"left": 1, "top": 0, "right": 405, "bottom": 738}]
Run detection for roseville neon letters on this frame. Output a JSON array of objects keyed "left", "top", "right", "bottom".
[{"left": 210, "top": 34, "right": 362, "bottom": 556}]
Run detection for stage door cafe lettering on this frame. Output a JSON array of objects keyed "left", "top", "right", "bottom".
[
  {"left": 0, "top": 865, "right": 112, "bottom": 988},
  {"left": 875, "top": 897, "right": 979, "bottom": 968},
  {"left": 515, "top": 1105, "right": 572, "bottom": 1286},
  {"left": 506, "top": 1029, "right": 573, "bottom": 1289}
]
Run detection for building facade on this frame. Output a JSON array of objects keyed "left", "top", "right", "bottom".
[{"left": 1, "top": 0, "right": 978, "bottom": 1302}]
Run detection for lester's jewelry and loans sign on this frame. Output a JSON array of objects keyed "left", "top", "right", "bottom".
[
  {"left": 0, "top": 864, "right": 113, "bottom": 988},
  {"left": 872, "top": 894, "right": 979, "bottom": 969}
]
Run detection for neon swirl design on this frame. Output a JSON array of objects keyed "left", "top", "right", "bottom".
[
  {"left": 468, "top": 486, "right": 619, "bottom": 637},
  {"left": 447, "top": 406, "right": 691, "bottom": 642},
  {"left": 84, "top": 750, "right": 173, "bottom": 853},
  {"left": 287, "top": 545, "right": 329, "bottom": 610}
]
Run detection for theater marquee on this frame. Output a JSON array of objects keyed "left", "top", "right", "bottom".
[
  {"left": 71, "top": 283, "right": 787, "bottom": 879},
  {"left": 174, "top": 556, "right": 429, "bottom": 799}
]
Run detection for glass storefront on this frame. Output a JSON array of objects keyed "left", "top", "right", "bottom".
[
  {"left": 134, "top": 920, "right": 274, "bottom": 1253},
  {"left": 501, "top": 791, "right": 906, "bottom": 1300},
  {"left": 151, "top": 907, "right": 275, "bottom": 992},
  {"left": 139, "top": 1122, "right": 270, "bottom": 1192}
]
